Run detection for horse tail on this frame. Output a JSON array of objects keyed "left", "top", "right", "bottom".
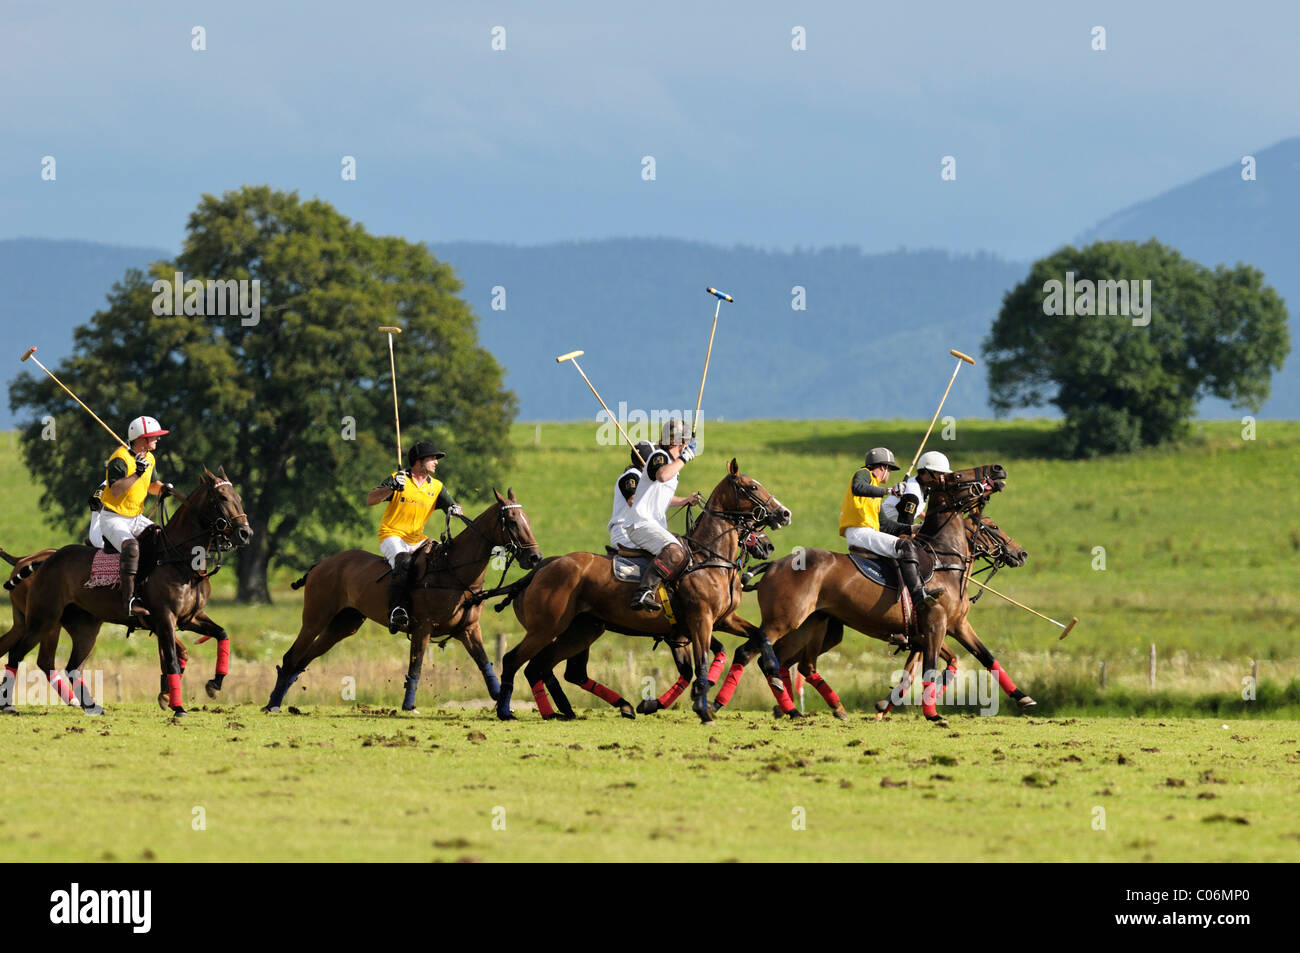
[
  {"left": 493, "top": 566, "right": 542, "bottom": 612},
  {"left": 290, "top": 563, "right": 318, "bottom": 591},
  {"left": 3, "top": 559, "right": 44, "bottom": 592},
  {"left": 740, "top": 560, "right": 774, "bottom": 592}
]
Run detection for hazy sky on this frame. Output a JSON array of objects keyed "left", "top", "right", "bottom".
[{"left": 2, "top": 0, "right": 1296, "bottom": 259}]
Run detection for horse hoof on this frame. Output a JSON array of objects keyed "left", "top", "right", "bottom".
[
  {"left": 787, "top": 708, "right": 803, "bottom": 720},
  {"left": 2, "top": 705, "right": 19, "bottom": 716},
  {"left": 832, "top": 706, "right": 851, "bottom": 722},
  {"left": 496, "top": 709, "right": 517, "bottom": 722},
  {"left": 636, "top": 699, "right": 661, "bottom": 715},
  {"left": 83, "top": 705, "right": 104, "bottom": 717},
  {"left": 262, "top": 705, "right": 280, "bottom": 714},
  {"left": 874, "top": 698, "right": 893, "bottom": 714},
  {"left": 403, "top": 707, "right": 421, "bottom": 716},
  {"left": 874, "top": 711, "right": 886, "bottom": 721},
  {"left": 157, "top": 692, "right": 169, "bottom": 711},
  {"left": 772, "top": 705, "right": 784, "bottom": 719},
  {"left": 171, "top": 707, "right": 187, "bottom": 719},
  {"left": 926, "top": 715, "right": 948, "bottom": 728},
  {"left": 618, "top": 703, "right": 636, "bottom": 720},
  {"left": 1017, "top": 695, "right": 1038, "bottom": 709},
  {"left": 555, "top": 711, "right": 577, "bottom": 721},
  {"left": 205, "top": 679, "right": 221, "bottom": 699}
]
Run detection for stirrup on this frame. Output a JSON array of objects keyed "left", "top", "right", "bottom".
[
  {"left": 916, "top": 587, "right": 943, "bottom": 608},
  {"left": 629, "top": 588, "right": 660, "bottom": 611},
  {"left": 127, "top": 597, "right": 150, "bottom": 617},
  {"left": 388, "top": 605, "right": 410, "bottom": 634}
]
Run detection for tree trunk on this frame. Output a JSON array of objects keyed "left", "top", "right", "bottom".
[{"left": 235, "top": 524, "right": 273, "bottom": 604}]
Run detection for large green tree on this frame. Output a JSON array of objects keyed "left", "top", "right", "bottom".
[
  {"left": 9, "top": 186, "right": 517, "bottom": 601},
  {"left": 983, "top": 240, "right": 1290, "bottom": 456}
]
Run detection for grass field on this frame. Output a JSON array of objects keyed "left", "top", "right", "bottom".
[
  {"left": 4, "top": 421, "right": 1298, "bottom": 863},
  {"left": 3, "top": 704, "right": 1298, "bottom": 862},
  {"left": 3, "top": 420, "right": 1297, "bottom": 716}
]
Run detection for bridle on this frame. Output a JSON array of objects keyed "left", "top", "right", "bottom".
[
  {"left": 415, "top": 502, "right": 540, "bottom": 600},
  {"left": 687, "top": 473, "right": 786, "bottom": 567},
  {"left": 155, "top": 479, "right": 251, "bottom": 576}
]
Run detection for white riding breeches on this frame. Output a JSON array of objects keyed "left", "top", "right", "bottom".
[
  {"left": 380, "top": 536, "right": 426, "bottom": 568},
  {"left": 844, "top": 526, "right": 900, "bottom": 558},
  {"left": 99, "top": 511, "right": 155, "bottom": 550},
  {"left": 624, "top": 520, "right": 677, "bottom": 557}
]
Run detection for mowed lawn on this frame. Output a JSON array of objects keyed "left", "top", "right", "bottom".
[{"left": 2, "top": 704, "right": 1298, "bottom": 862}]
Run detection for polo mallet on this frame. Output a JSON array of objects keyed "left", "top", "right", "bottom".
[
  {"left": 965, "top": 575, "right": 1079, "bottom": 640},
  {"left": 692, "top": 287, "right": 734, "bottom": 439},
  {"left": 378, "top": 326, "right": 404, "bottom": 469},
  {"left": 556, "top": 350, "right": 646, "bottom": 468},
  {"left": 907, "top": 349, "right": 976, "bottom": 476},
  {"left": 20, "top": 346, "right": 129, "bottom": 450}
]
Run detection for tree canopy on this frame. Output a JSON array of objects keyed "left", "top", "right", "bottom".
[
  {"left": 9, "top": 186, "right": 517, "bottom": 601},
  {"left": 983, "top": 239, "right": 1290, "bottom": 456}
]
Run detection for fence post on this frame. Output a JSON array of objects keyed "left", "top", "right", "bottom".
[
  {"left": 115, "top": 672, "right": 123, "bottom": 703},
  {"left": 1148, "top": 644, "right": 1156, "bottom": 690},
  {"left": 496, "top": 633, "right": 506, "bottom": 671},
  {"left": 1099, "top": 660, "right": 1106, "bottom": 690},
  {"left": 1251, "top": 658, "right": 1258, "bottom": 692},
  {"left": 534, "top": 424, "right": 541, "bottom": 446}
]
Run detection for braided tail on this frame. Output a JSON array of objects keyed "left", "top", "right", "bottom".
[
  {"left": 493, "top": 566, "right": 542, "bottom": 612},
  {"left": 290, "top": 563, "right": 318, "bottom": 590}
]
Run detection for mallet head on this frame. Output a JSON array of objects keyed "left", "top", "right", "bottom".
[
  {"left": 378, "top": 326, "right": 403, "bottom": 334},
  {"left": 706, "top": 287, "right": 734, "bottom": 303},
  {"left": 555, "top": 350, "right": 585, "bottom": 364},
  {"left": 950, "top": 349, "right": 976, "bottom": 365},
  {"left": 20, "top": 346, "right": 36, "bottom": 362}
]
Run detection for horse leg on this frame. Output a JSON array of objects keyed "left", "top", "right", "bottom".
[
  {"left": 919, "top": 612, "right": 948, "bottom": 726},
  {"left": 711, "top": 640, "right": 757, "bottom": 711},
  {"left": 154, "top": 613, "right": 185, "bottom": 717},
  {"left": 402, "top": 630, "right": 432, "bottom": 713},
  {"left": 706, "top": 636, "right": 727, "bottom": 686},
  {"left": 62, "top": 614, "right": 105, "bottom": 715},
  {"left": 936, "top": 644, "right": 958, "bottom": 701},
  {"left": 684, "top": 617, "right": 716, "bottom": 725},
  {"left": 522, "top": 644, "right": 562, "bottom": 720},
  {"left": 557, "top": 623, "right": 632, "bottom": 719},
  {"left": 952, "top": 618, "right": 1035, "bottom": 710},
  {"left": 454, "top": 622, "right": 500, "bottom": 701},
  {"left": 264, "top": 606, "right": 346, "bottom": 712},
  {"left": 638, "top": 642, "right": 692, "bottom": 715},
  {"left": 182, "top": 610, "right": 230, "bottom": 698}
]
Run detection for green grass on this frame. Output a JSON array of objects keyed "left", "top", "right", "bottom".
[
  {"left": 2, "top": 420, "right": 1298, "bottom": 713},
  {"left": 3, "top": 705, "right": 1298, "bottom": 862}
]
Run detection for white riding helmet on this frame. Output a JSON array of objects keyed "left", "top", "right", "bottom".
[
  {"left": 916, "top": 450, "right": 951, "bottom": 474},
  {"left": 126, "top": 415, "right": 170, "bottom": 442}
]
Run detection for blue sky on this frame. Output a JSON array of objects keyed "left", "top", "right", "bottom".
[{"left": 2, "top": 0, "right": 1297, "bottom": 258}]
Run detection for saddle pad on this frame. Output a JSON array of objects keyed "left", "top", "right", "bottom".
[
  {"left": 847, "top": 552, "right": 934, "bottom": 588},
  {"left": 612, "top": 554, "right": 652, "bottom": 583},
  {"left": 85, "top": 550, "right": 120, "bottom": 588}
]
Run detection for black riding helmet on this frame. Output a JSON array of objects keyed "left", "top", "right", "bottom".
[
  {"left": 631, "top": 440, "right": 654, "bottom": 468},
  {"left": 408, "top": 441, "right": 446, "bottom": 467}
]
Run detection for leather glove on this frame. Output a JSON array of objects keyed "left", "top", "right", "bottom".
[
  {"left": 689, "top": 491, "right": 705, "bottom": 507},
  {"left": 133, "top": 453, "right": 149, "bottom": 474},
  {"left": 393, "top": 471, "right": 408, "bottom": 489},
  {"left": 680, "top": 441, "right": 698, "bottom": 463},
  {"left": 447, "top": 503, "right": 464, "bottom": 518}
]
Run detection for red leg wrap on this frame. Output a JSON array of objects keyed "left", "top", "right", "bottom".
[
  {"left": 580, "top": 678, "right": 623, "bottom": 706},
  {"left": 706, "top": 650, "right": 727, "bottom": 684},
  {"left": 657, "top": 677, "right": 687, "bottom": 707},
  {"left": 167, "top": 673, "right": 183, "bottom": 708},
  {"left": 530, "top": 681, "right": 555, "bottom": 718},
  {"left": 921, "top": 680, "right": 938, "bottom": 719},
  {"left": 990, "top": 660, "right": 1018, "bottom": 695},
  {"left": 216, "top": 639, "right": 230, "bottom": 676},
  {"left": 51, "top": 672, "right": 76, "bottom": 704},
  {"left": 807, "top": 672, "right": 841, "bottom": 709},
  {"left": 714, "top": 663, "right": 745, "bottom": 706},
  {"left": 780, "top": 668, "right": 794, "bottom": 701}
]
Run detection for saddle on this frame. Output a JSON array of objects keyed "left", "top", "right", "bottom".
[
  {"left": 846, "top": 546, "right": 935, "bottom": 589},
  {"left": 86, "top": 526, "right": 162, "bottom": 588},
  {"left": 606, "top": 541, "right": 684, "bottom": 585}
]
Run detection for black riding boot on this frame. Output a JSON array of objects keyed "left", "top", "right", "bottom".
[
  {"left": 896, "top": 539, "right": 943, "bottom": 608},
  {"left": 387, "top": 553, "right": 412, "bottom": 634},
  {"left": 630, "top": 566, "right": 664, "bottom": 612},
  {"left": 119, "top": 537, "right": 149, "bottom": 618}
]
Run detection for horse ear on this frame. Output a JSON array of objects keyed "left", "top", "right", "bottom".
[
  {"left": 217, "top": 465, "right": 229, "bottom": 480},
  {"left": 507, "top": 487, "right": 516, "bottom": 501},
  {"left": 493, "top": 488, "right": 505, "bottom": 504},
  {"left": 203, "top": 467, "right": 215, "bottom": 483},
  {"left": 728, "top": 458, "right": 739, "bottom": 476}
]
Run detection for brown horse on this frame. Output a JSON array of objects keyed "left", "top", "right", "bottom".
[
  {"left": 511, "top": 529, "right": 777, "bottom": 720},
  {"left": 712, "top": 507, "right": 1030, "bottom": 719},
  {"left": 0, "top": 546, "right": 226, "bottom": 712},
  {"left": 0, "top": 468, "right": 251, "bottom": 717},
  {"left": 263, "top": 490, "right": 542, "bottom": 713},
  {"left": 739, "top": 465, "right": 1024, "bottom": 725},
  {"left": 495, "top": 460, "right": 791, "bottom": 724}
]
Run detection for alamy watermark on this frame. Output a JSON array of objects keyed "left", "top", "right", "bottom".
[
  {"left": 1042, "top": 272, "right": 1151, "bottom": 327},
  {"left": 886, "top": 666, "right": 1000, "bottom": 715},
  {"left": 151, "top": 271, "right": 260, "bottom": 326},
  {"left": 596, "top": 403, "right": 695, "bottom": 446}
]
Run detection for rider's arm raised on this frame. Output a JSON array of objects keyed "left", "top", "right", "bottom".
[{"left": 851, "top": 470, "right": 889, "bottom": 498}]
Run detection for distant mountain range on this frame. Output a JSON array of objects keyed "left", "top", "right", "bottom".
[{"left": 4, "top": 139, "right": 1297, "bottom": 427}]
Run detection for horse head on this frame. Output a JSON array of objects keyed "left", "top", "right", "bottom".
[
  {"left": 190, "top": 466, "right": 253, "bottom": 550},
  {"left": 491, "top": 488, "right": 543, "bottom": 569},
  {"left": 965, "top": 510, "right": 1028, "bottom": 568},
  {"left": 919, "top": 463, "right": 1007, "bottom": 513},
  {"left": 739, "top": 529, "right": 775, "bottom": 561},
  {"left": 705, "top": 459, "right": 792, "bottom": 532}
]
